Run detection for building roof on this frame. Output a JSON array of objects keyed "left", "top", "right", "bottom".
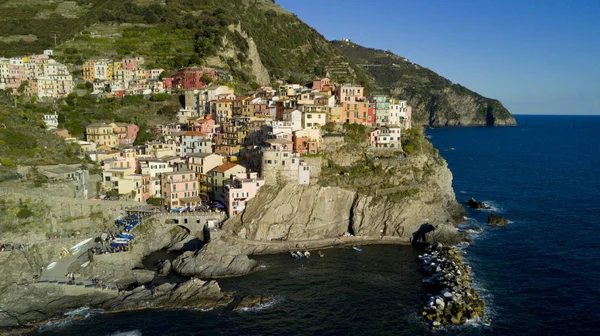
[
  {"left": 86, "top": 123, "right": 111, "bottom": 128},
  {"left": 187, "top": 152, "right": 219, "bottom": 158},
  {"left": 163, "top": 170, "right": 194, "bottom": 176},
  {"left": 43, "top": 165, "right": 80, "bottom": 175},
  {"left": 217, "top": 99, "right": 233, "bottom": 103},
  {"left": 182, "top": 131, "right": 207, "bottom": 137},
  {"left": 212, "top": 162, "right": 242, "bottom": 173}
]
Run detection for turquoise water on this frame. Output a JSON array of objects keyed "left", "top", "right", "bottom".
[{"left": 33, "top": 115, "right": 600, "bottom": 335}]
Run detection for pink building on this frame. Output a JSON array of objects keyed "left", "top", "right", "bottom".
[
  {"left": 224, "top": 172, "right": 265, "bottom": 216},
  {"left": 369, "top": 129, "right": 381, "bottom": 146},
  {"left": 121, "top": 57, "right": 138, "bottom": 71},
  {"left": 252, "top": 102, "right": 269, "bottom": 117},
  {"left": 161, "top": 170, "right": 201, "bottom": 209},
  {"left": 191, "top": 117, "right": 216, "bottom": 134},
  {"left": 112, "top": 123, "right": 139, "bottom": 145},
  {"left": 312, "top": 77, "right": 330, "bottom": 91}
]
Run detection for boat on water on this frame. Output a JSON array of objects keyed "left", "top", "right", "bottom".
[
  {"left": 304, "top": 251, "right": 311, "bottom": 258},
  {"left": 318, "top": 251, "right": 325, "bottom": 258},
  {"left": 448, "top": 147, "right": 456, "bottom": 151},
  {"left": 352, "top": 246, "right": 362, "bottom": 252}
]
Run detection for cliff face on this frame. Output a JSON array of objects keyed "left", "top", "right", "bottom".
[
  {"left": 223, "top": 141, "right": 466, "bottom": 245},
  {"left": 332, "top": 40, "right": 517, "bottom": 127}
]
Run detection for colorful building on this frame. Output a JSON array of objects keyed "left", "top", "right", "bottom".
[
  {"left": 161, "top": 170, "right": 201, "bottom": 209},
  {"left": 224, "top": 172, "right": 265, "bottom": 216}
]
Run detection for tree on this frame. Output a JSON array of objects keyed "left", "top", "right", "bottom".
[
  {"left": 188, "top": 53, "right": 203, "bottom": 66},
  {"left": 200, "top": 74, "right": 213, "bottom": 85},
  {"left": 85, "top": 81, "right": 93, "bottom": 91},
  {"left": 147, "top": 197, "right": 163, "bottom": 206}
]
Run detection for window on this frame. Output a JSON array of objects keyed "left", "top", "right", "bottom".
[{"left": 307, "top": 114, "right": 312, "bottom": 119}]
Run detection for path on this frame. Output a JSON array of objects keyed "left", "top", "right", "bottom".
[{"left": 38, "top": 238, "right": 117, "bottom": 291}]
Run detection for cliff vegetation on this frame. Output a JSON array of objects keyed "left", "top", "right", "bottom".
[{"left": 331, "top": 40, "right": 516, "bottom": 127}]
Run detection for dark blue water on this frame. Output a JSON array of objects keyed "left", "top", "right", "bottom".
[{"left": 33, "top": 115, "right": 600, "bottom": 335}]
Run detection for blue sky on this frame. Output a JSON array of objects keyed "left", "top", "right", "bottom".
[{"left": 276, "top": 0, "right": 600, "bottom": 115}]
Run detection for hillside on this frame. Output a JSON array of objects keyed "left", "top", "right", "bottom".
[
  {"left": 332, "top": 40, "right": 516, "bottom": 127},
  {"left": 0, "top": 0, "right": 514, "bottom": 126},
  {"left": 0, "top": 0, "right": 373, "bottom": 89}
]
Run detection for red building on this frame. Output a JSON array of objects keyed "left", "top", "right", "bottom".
[
  {"left": 169, "top": 67, "right": 218, "bottom": 90},
  {"left": 367, "top": 103, "right": 376, "bottom": 125}
]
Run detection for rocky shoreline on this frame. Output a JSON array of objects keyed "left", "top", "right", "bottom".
[{"left": 417, "top": 243, "right": 487, "bottom": 328}]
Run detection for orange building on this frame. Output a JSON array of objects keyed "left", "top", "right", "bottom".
[{"left": 342, "top": 100, "right": 370, "bottom": 124}]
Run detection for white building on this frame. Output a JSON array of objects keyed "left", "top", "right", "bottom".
[
  {"left": 180, "top": 131, "right": 213, "bottom": 156},
  {"left": 283, "top": 109, "right": 302, "bottom": 131},
  {"left": 43, "top": 112, "right": 59, "bottom": 129}
]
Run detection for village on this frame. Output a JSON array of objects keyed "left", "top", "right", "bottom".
[{"left": 2, "top": 52, "right": 412, "bottom": 219}]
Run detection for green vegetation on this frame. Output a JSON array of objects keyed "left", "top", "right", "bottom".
[
  {"left": 342, "top": 123, "right": 369, "bottom": 146},
  {"left": 332, "top": 40, "right": 514, "bottom": 126},
  {"left": 16, "top": 205, "right": 34, "bottom": 219},
  {"left": 146, "top": 197, "right": 162, "bottom": 207},
  {"left": 0, "top": 92, "right": 82, "bottom": 179},
  {"left": 1, "top": 0, "right": 375, "bottom": 89},
  {"left": 387, "top": 187, "right": 420, "bottom": 203}
]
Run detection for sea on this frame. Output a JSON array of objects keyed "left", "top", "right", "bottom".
[{"left": 32, "top": 115, "right": 600, "bottom": 336}]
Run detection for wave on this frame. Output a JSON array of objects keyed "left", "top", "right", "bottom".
[
  {"left": 107, "top": 331, "right": 143, "bottom": 336},
  {"left": 236, "top": 295, "right": 284, "bottom": 312},
  {"left": 481, "top": 201, "right": 503, "bottom": 213},
  {"left": 460, "top": 252, "right": 497, "bottom": 326},
  {"left": 37, "top": 307, "right": 102, "bottom": 332}
]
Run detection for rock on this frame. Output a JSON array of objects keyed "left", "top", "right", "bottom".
[
  {"left": 466, "top": 198, "right": 488, "bottom": 209},
  {"left": 172, "top": 240, "right": 258, "bottom": 278},
  {"left": 158, "top": 259, "right": 172, "bottom": 277},
  {"left": 487, "top": 213, "right": 509, "bottom": 226},
  {"left": 233, "top": 295, "right": 271, "bottom": 311}
]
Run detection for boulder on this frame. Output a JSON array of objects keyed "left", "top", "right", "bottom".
[
  {"left": 233, "top": 295, "right": 272, "bottom": 311},
  {"left": 157, "top": 259, "right": 171, "bottom": 277},
  {"left": 465, "top": 198, "right": 488, "bottom": 209},
  {"left": 487, "top": 213, "right": 509, "bottom": 226},
  {"left": 172, "top": 240, "right": 258, "bottom": 278}
]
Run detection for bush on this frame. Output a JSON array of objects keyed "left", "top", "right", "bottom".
[
  {"left": 17, "top": 206, "right": 34, "bottom": 219},
  {"left": 150, "top": 93, "right": 170, "bottom": 102},
  {"left": 343, "top": 123, "right": 369, "bottom": 144},
  {"left": 147, "top": 197, "right": 163, "bottom": 206},
  {"left": 388, "top": 188, "right": 420, "bottom": 202}
]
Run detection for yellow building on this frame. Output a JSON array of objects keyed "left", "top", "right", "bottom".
[
  {"left": 82, "top": 60, "right": 96, "bottom": 82},
  {"left": 86, "top": 123, "right": 118, "bottom": 148}
]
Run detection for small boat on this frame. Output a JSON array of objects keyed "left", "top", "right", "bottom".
[
  {"left": 296, "top": 251, "right": 304, "bottom": 258},
  {"left": 290, "top": 252, "right": 297, "bottom": 258},
  {"left": 318, "top": 251, "right": 325, "bottom": 258},
  {"left": 352, "top": 246, "right": 362, "bottom": 252},
  {"left": 304, "top": 251, "right": 311, "bottom": 258},
  {"left": 448, "top": 147, "right": 455, "bottom": 151}
]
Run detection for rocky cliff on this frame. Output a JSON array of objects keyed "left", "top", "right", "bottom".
[
  {"left": 332, "top": 40, "right": 517, "bottom": 127},
  {"left": 223, "top": 131, "right": 466, "bottom": 245}
]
